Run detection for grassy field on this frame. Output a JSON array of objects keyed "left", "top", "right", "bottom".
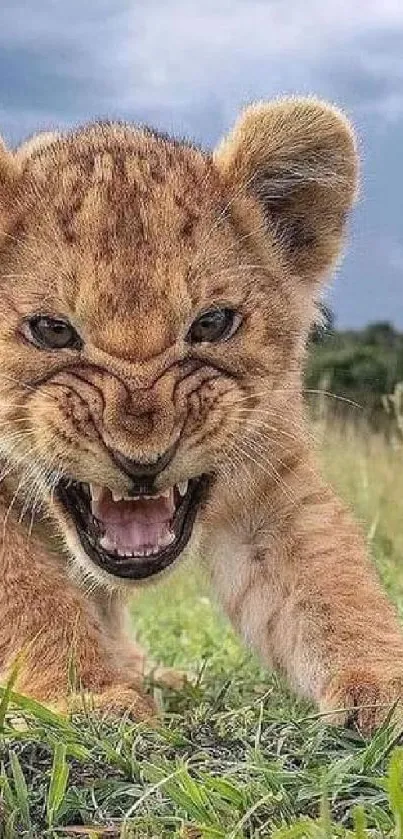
[{"left": 1, "top": 422, "right": 403, "bottom": 838}]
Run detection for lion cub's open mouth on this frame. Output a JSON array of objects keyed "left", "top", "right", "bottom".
[{"left": 57, "top": 477, "right": 208, "bottom": 580}]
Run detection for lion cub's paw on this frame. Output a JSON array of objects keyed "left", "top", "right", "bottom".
[
  {"left": 59, "top": 684, "right": 157, "bottom": 721},
  {"left": 320, "top": 668, "right": 403, "bottom": 737},
  {"left": 145, "top": 664, "right": 191, "bottom": 691}
]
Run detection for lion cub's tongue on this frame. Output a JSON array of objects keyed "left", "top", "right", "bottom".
[{"left": 90, "top": 486, "right": 176, "bottom": 556}]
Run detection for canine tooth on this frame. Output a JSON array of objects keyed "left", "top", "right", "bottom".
[
  {"left": 159, "top": 529, "right": 175, "bottom": 547},
  {"left": 90, "top": 483, "right": 103, "bottom": 503},
  {"left": 99, "top": 534, "right": 115, "bottom": 551},
  {"left": 177, "top": 481, "right": 188, "bottom": 497},
  {"left": 112, "top": 490, "right": 123, "bottom": 502}
]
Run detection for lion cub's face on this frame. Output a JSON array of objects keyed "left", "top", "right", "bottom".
[{"left": 0, "top": 101, "right": 357, "bottom": 584}]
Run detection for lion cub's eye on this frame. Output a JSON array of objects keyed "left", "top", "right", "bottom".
[
  {"left": 186, "top": 308, "right": 240, "bottom": 344},
  {"left": 22, "top": 315, "right": 83, "bottom": 350}
]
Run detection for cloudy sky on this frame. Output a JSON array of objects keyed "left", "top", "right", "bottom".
[{"left": 1, "top": 0, "right": 402, "bottom": 327}]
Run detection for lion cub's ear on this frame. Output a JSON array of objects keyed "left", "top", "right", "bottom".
[
  {"left": 214, "top": 97, "right": 359, "bottom": 284},
  {"left": 0, "top": 137, "right": 21, "bottom": 231},
  {"left": 15, "top": 131, "right": 60, "bottom": 163}
]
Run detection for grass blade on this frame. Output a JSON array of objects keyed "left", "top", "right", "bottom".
[
  {"left": 385, "top": 748, "right": 403, "bottom": 839},
  {"left": 0, "top": 653, "right": 25, "bottom": 735},
  {"left": 9, "top": 750, "right": 32, "bottom": 831},
  {"left": 46, "top": 741, "right": 69, "bottom": 827}
]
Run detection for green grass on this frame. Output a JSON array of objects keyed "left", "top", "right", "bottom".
[{"left": 2, "top": 423, "right": 403, "bottom": 838}]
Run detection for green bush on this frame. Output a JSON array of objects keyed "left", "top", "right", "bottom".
[{"left": 306, "top": 320, "right": 403, "bottom": 427}]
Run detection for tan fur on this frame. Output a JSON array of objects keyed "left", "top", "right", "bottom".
[{"left": 0, "top": 97, "right": 401, "bottom": 732}]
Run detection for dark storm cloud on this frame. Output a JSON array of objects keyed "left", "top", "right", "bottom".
[{"left": 0, "top": 0, "right": 402, "bottom": 326}]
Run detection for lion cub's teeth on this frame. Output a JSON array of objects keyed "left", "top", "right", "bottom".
[
  {"left": 178, "top": 481, "right": 188, "bottom": 497},
  {"left": 90, "top": 484, "right": 103, "bottom": 504}
]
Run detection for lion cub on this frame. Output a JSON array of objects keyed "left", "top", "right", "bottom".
[{"left": 0, "top": 98, "right": 401, "bottom": 733}]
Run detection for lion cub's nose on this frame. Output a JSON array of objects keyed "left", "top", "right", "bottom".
[{"left": 110, "top": 443, "right": 177, "bottom": 483}]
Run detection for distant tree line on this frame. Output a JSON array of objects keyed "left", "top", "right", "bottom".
[{"left": 306, "top": 309, "right": 403, "bottom": 428}]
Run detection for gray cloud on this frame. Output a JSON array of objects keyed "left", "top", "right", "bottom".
[{"left": 0, "top": 0, "right": 402, "bottom": 326}]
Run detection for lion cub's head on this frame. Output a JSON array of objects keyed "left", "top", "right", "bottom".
[{"left": 0, "top": 99, "right": 357, "bottom": 584}]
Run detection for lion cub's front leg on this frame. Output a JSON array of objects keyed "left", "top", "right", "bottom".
[
  {"left": 0, "top": 507, "right": 155, "bottom": 719},
  {"left": 209, "top": 465, "right": 403, "bottom": 737}
]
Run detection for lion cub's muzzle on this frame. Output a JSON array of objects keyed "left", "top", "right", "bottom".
[{"left": 109, "top": 441, "right": 178, "bottom": 496}]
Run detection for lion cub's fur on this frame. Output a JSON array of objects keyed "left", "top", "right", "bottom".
[{"left": 0, "top": 98, "right": 402, "bottom": 731}]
